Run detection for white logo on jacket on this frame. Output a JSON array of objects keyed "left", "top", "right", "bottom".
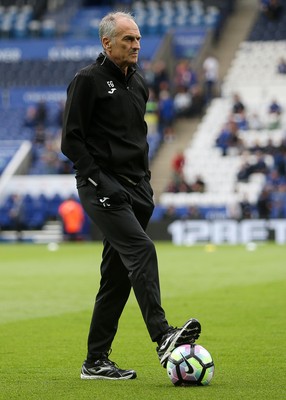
[
  {"left": 107, "top": 81, "right": 117, "bottom": 94},
  {"left": 99, "top": 197, "right": 111, "bottom": 207}
]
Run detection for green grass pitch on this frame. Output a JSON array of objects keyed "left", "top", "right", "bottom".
[{"left": 0, "top": 242, "right": 285, "bottom": 400}]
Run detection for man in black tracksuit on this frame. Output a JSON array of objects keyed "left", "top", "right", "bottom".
[{"left": 61, "top": 11, "right": 200, "bottom": 380}]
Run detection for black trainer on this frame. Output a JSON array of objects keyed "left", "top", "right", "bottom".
[
  {"left": 80, "top": 357, "right": 137, "bottom": 380},
  {"left": 157, "top": 318, "right": 201, "bottom": 368}
]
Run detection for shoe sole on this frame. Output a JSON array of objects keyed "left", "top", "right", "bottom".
[
  {"left": 81, "top": 373, "right": 137, "bottom": 380},
  {"left": 160, "top": 318, "right": 201, "bottom": 367}
]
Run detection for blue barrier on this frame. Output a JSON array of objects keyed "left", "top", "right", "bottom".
[{"left": 0, "top": 36, "right": 163, "bottom": 61}]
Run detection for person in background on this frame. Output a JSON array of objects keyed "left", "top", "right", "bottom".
[
  {"left": 9, "top": 194, "right": 25, "bottom": 242},
  {"left": 277, "top": 57, "right": 286, "bottom": 74},
  {"left": 191, "top": 175, "right": 206, "bottom": 193},
  {"left": 261, "top": 0, "right": 283, "bottom": 20},
  {"left": 58, "top": 197, "right": 85, "bottom": 241},
  {"left": 158, "top": 89, "right": 175, "bottom": 142},
  {"left": 61, "top": 11, "right": 201, "bottom": 381},
  {"left": 173, "top": 86, "right": 193, "bottom": 118},
  {"left": 232, "top": 93, "right": 245, "bottom": 115},
  {"left": 144, "top": 88, "right": 159, "bottom": 136},
  {"left": 35, "top": 100, "right": 48, "bottom": 126},
  {"left": 172, "top": 150, "right": 185, "bottom": 175},
  {"left": 202, "top": 53, "right": 219, "bottom": 104},
  {"left": 267, "top": 98, "right": 282, "bottom": 129},
  {"left": 151, "top": 60, "right": 170, "bottom": 99}
]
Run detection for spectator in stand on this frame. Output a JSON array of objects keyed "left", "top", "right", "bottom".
[
  {"left": 173, "top": 86, "right": 192, "bottom": 118},
  {"left": 202, "top": 53, "right": 219, "bottom": 105},
  {"left": 237, "top": 160, "right": 252, "bottom": 182},
  {"left": 249, "top": 139, "right": 263, "bottom": 154},
  {"left": 171, "top": 150, "right": 185, "bottom": 174},
  {"left": 152, "top": 60, "right": 170, "bottom": 99},
  {"left": 215, "top": 118, "right": 242, "bottom": 156},
  {"left": 239, "top": 194, "right": 253, "bottom": 219},
  {"left": 56, "top": 100, "right": 65, "bottom": 127},
  {"left": 232, "top": 93, "right": 245, "bottom": 114},
  {"left": 231, "top": 93, "right": 248, "bottom": 130},
  {"left": 277, "top": 57, "right": 286, "bottom": 74},
  {"left": 165, "top": 150, "right": 186, "bottom": 192},
  {"left": 186, "top": 206, "right": 202, "bottom": 220},
  {"left": 145, "top": 88, "right": 159, "bottom": 136},
  {"left": 162, "top": 205, "right": 202, "bottom": 222},
  {"left": 23, "top": 105, "right": 38, "bottom": 128},
  {"left": 256, "top": 187, "right": 272, "bottom": 219},
  {"left": 8, "top": 194, "right": 25, "bottom": 242},
  {"left": 165, "top": 171, "right": 192, "bottom": 193},
  {"left": 216, "top": 122, "right": 231, "bottom": 156},
  {"left": 267, "top": 98, "right": 282, "bottom": 129},
  {"left": 34, "top": 100, "right": 48, "bottom": 126},
  {"left": 58, "top": 159, "right": 74, "bottom": 174},
  {"left": 248, "top": 111, "right": 264, "bottom": 130},
  {"left": 41, "top": 140, "right": 60, "bottom": 174},
  {"left": 261, "top": 0, "right": 283, "bottom": 20},
  {"left": 263, "top": 138, "right": 277, "bottom": 156},
  {"left": 273, "top": 147, "right": 286, "bottom": 176},
  {"left": 33, "top": 124, "right": 46, "bottom": 145},
  {"left": 58, "top": 197, "right": 85, "bottom": 241},
  {"left": 268, "top": 98, "right": 282, "bottom": 114},
  {"left": 175, "top": 178, "right": 193, "bottom": 193},
  {"left": 161, "top": 205, "right": 178, "bottom": 222},
  {"left": 189, "top": 84, "right": 204, "bottom": 117},
  {"left": 265, "top": 168, "right": 286, "bottom": 189},
  {"left": 140, "top": 59, "right": 155, "bottom": 88},
  {"left": 234, "top": 109, "right": 248, "bottom": 130},
  {"left": 270, "top": 185, "right": 286, "bottom": 218},
  {"left": 174, "top": 59, "right": 197, "bottom": 90},
  {"left": 227, "top": 119, "right": 244, "bottom": 153},
  {"left": 158, "top": 89, "right": 175, "bottom": 142},
  {"left": 252, "top": 151, "right": 269, "bottom": 174},
  {"left": 237, "top": 152, "right": 268, "bottom": 182},
  {"left": 191, "top": 175, "right": 206, "bottom": 193},
  {"left": 166, "top": 162, "right": 205, "bottom": 194}
]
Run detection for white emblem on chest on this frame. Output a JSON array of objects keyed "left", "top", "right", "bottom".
[{"left": 107, "top": 81, "right": 117, "bottom": 94}]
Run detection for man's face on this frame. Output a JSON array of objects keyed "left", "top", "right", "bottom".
[{"left": 104, "top": 17, "right": 141, "bottom": 72}]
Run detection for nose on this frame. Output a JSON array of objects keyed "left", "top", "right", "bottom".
[{"left": 133, "top": 38, "right": 140, "bottom": 49}]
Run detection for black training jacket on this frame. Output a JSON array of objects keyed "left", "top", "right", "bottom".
[{"left": 61, "top": 52, "right": 150, "bottom": 184}]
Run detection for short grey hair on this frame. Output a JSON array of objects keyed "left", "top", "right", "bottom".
[{"left": 99, "top": 11, "right": 135, "bottom": 42}]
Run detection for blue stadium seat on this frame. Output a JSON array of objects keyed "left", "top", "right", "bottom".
[
  {"left": 150, "top": 205, "right": 166, "bottom": 221},
  {"left": 41, "top": 19, "right": 56, "bottom": 37}
]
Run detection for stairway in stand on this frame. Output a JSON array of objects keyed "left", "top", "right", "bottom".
[
  {"left": 0, "top": 220, "right": 63, "bottom": 243},
  {"left": 150, "top": 0, "right": 258, "bottom": 204}
]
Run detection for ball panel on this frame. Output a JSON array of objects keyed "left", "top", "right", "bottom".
[
  {"left": 194, "top": 344, "right": 213, "bottom": 365},
  {"left": 167, "top": 361, "right": 180, "bottom": 384},
  {"left": 200, "top": 365, "right": 215, "bottom": 386},
  {"left": 179, "top": 356, "right": 202, "bottom": 382}
]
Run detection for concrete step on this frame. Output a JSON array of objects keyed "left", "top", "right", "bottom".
[{"left": 0, "top": 221, "right": 63, "bottom": 243}]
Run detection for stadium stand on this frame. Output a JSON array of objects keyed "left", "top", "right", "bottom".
[
  {"left": 0, "top": 59, "right": 93, "bottom": 87},
  {"left": 248, "top": 0, "right": 286, "bottom": 41},
  {"left": 0, "top": 0, "right": 225, "bottom": 39},
  {"left": 5, "top": 0, "right": 272, "bottom": 241},
  {"left": 158, "top": 0, "right": 286, "bottom": 221}
]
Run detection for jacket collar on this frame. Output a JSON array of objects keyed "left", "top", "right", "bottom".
[{"left": 96, "top": 52, "right": 136, "bottom": 81}]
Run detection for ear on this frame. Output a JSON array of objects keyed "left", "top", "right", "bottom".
[{"left": 102, "top": 37, "right": 111, "bottom": 51}]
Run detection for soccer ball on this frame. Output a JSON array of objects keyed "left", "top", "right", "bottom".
[{"left": 167, "top": 344, "right": 215, "bottom": 386}]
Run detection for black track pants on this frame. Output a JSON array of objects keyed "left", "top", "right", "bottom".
[{"left": 78, "top": 171, "right": 169, "bottom": 361}]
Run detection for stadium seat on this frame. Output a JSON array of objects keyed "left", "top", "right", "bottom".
[{"left": 41, "top": 19, "right": 56, "bottom": 37}]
